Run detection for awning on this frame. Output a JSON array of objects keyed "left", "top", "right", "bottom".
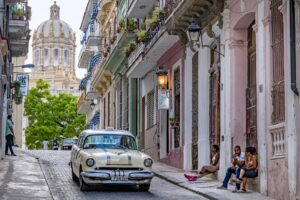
[
  {"left": 87, "top": 53, "right": 101, "bottom": 72},
  {"left": 79, "top": 73, "right": 92, "bottom": 90},
  {"left": 86, "top": 111, "right": 100, "bottom": 129}
]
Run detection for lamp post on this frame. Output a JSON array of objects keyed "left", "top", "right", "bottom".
[{"left": 156, "top": 67, "right": 168, "bottom": 90}]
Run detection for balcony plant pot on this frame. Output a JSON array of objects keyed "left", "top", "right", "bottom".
[
  {"left": 12, "top": 13, "right": 19, "bottom": 20},
  {"left": 104, "top": 52, "right": 108, "bottom": 58}
]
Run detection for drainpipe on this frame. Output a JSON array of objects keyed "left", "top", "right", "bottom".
[{"left": 290, "top": 0, "right": 299, "bottom": 96}]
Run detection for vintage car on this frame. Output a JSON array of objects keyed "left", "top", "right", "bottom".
[
  {"left": 61, "top": 138, "right": 77, "bottom": 150},
  {"left": 70, "top": 129, "right": 154, "bottom": 191}
]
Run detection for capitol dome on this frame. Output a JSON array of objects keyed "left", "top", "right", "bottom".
[{"left": 33, "top": 1, "right": 75, "bottom": 40}]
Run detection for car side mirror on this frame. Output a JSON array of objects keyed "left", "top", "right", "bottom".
[{"left": 83, "top": 143, "right": 89, "bottom": 149}]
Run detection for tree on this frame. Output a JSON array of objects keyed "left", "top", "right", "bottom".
[{"left": 24, "top": 79, "right": 85, "bottom": 149}]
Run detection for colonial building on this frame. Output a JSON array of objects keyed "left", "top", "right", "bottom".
[
  {"left": 0, "top": 0, "right": 31, "bottom": 157},
  {"left": 77, "top": 0, "right": 300, "bottom": 199},
  {"left": 30, "top": 2, "right": 79, "bottom": 96}
]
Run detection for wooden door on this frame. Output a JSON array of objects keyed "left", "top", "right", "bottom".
[
  {"left": 246, "top": 22, "right": 258, "bottom": 148},
  {"left": 192, "top": 52, "right": 198, "bottom": 170},
  {"left": 209, "top": 44, "right": 221, "bottom": 149}
]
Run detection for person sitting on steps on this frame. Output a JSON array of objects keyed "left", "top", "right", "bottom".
[
  {"left": 184, "top": 145, "right": 220, "bottom": 181},
  {"left": 232, "top": 146, "right": 258, "bottom": 192},
  {"left": 217, "top": 145, "right": 245, "bottom": 190}
]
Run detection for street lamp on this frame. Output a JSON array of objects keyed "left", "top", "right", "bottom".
[{"left": 187, "top": 21, "right": 224, "bottom": 57}]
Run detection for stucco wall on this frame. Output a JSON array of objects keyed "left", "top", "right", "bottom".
[{"left": 144, "top": 125, "right": 159, "bottom": 161}]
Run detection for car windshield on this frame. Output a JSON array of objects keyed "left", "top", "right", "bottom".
[
  {"left": 83, "top": 134, "right": 137, "bottom": 150},
  {"left": 63, "top": 139, "right": 75, "bottom": 144}
]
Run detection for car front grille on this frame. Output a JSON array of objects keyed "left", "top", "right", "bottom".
[{"left": 95, "top": 167, "right": 143, "bottom": 171}]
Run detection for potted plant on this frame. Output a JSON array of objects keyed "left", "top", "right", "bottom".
[
  {"left": 17, "top": 8, "right": 26, "bottom": 20},
  {"left": 127, "top": 19, "right": 137, "bottom": 32},
  {"left": 119, "top": 18, "right": 126, "bottom": 29},
  {"left": 152, "top": 7, "right": 165, "bottom": 20},
  {"left": 110, "top": 35, "right": 117, "bottom": 44},
  {"left": 103, "top": 51, "right": 108, "bottom": 58},
  {"left": 145, "top": 17, "right": 158, "bottom": 30},
  {"left": 136, "top": 29, "right": 147, "bottom": 43},
  {"left": 106, "top": 45, "right": 111, "bottom": 53},
  {"left": 169, "top": 117, "right": 179, "bottom": 129}
]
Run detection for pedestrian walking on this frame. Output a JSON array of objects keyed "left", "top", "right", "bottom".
[
  {"left": 53, "top": 138, "right": 59, "bottom": 150},
  {"left": 5, "top": 115, "right": 16, "bottom": 156},
  {"left": 43, "top": 139, "right": 49, "bottom": 150}
]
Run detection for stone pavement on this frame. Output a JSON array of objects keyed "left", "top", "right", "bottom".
[
  {"left": 152, "top": 162, "right": 274, "bottom": 200},
  {"left": 0, "top": 148, "right": 53, "bottom": 200}
]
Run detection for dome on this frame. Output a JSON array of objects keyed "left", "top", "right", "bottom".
[{"left": 34, "top": 1, "right": 74, "bottom": 39}]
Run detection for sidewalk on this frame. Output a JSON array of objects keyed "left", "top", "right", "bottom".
[
  {"left": 0, "top": 148, "right": 53, "bottom": 200},
  {"left": 152, "top": 162, "right": 274, "bottom": 200}
]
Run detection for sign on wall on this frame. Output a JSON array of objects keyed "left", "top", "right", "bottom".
[
  {"left": 16, "top": 73, "right": 29, "bottom": 96},
  {"left": 158, "top": 89, "right": 169, "bottom": 110}
]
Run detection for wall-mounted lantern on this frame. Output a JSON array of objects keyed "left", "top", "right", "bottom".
[
  {"left": 187, "top": 21, "right": 225, "bottom": 57},
  {"left": 156, "top": 67, "right": 168, "bottom": 90}
]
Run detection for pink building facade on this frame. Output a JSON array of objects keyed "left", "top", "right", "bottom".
[{"left": 218, "top": 0, "right": 300, "bottom": 199}]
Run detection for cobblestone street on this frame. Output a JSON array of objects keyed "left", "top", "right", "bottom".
[{"left": 24, "top": 150, "right": 208, "bottom": 200}]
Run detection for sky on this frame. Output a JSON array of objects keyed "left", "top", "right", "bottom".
[{"left": 25, "top": 0, "right": 88, "bottom": 78}]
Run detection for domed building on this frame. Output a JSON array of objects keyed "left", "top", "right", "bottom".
[{"left": 30, "top": 1, "right": 79, "bottom": 96}]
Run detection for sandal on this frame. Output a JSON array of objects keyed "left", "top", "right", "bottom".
[{"left": 184, "top": 174, "right": 197, "bottom": 181}]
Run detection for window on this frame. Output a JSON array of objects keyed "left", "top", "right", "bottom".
[
  {"left": 147, "top": 90, "right": 155, "bottom": 129},
  {"left": 271, "top": 0, "right": 285, "bottom": 124},
  {"left": 34, "top": 50, "right": 40, "bottom": 65},
  {"left": 53, "top": 49, "right": 59, "bottom": 66},
  {"left": 64, "top": 50, "right": 69, "bottom": 65},
  {"left": 44, "top": 49, "right": 49, "bottom": 66}
]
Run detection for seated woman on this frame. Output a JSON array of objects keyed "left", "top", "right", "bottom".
[
  {"left": 232, "top": 146, "right": 258, "bottom": 192},
  {"left": 184, "top": 145, "right": 220, "bottom": 181}
]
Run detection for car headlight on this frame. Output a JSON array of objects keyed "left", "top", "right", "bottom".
[
  {"left": 144, "top": 158, "right": 153, "bottom": 167},
  {"left": 86, "top": 158, "right": 95, "bottom": 167}
]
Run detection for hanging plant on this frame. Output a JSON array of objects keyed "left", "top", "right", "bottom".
[
  {"left": 14, "top": 81, "right": 22, "bottom": 105},
  {"left": 145, "top": 17, "right": 158, "bottom": 30}
]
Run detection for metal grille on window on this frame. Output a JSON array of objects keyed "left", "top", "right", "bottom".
[
  {"left": 147, "top": 90, "right": 155, "bottom": 129},
  {"left": 122, "top": 78, "right": 129, "bottom": 130},
  {"left": 271, "top": 0, "right": 285, "bottom": 124},
  {"left": 174, "top": 68, "right": 180, "bottom": 148}
]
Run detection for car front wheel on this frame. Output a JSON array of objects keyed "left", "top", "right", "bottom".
[
  {"left": 79, "top": 170, "right": 89, "bottom": 191},
  {"left": 139, "top": 184, "right": 150, "bottom": 192}
]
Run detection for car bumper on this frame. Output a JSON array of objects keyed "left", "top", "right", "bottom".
[{"left": 81, "top": 170, "right": 154, "bottom": 185}]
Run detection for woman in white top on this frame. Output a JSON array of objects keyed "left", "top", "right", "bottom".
[
  {"left": 184, "top": 145, "right": 220, "bottom": 181},
  {"left": 43, "top": 139, "right": 49, "bottom": 150}
]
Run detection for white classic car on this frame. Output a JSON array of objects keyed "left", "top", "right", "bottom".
[{"left": 70, "top": 129, "right": 154, "bottom": 191}]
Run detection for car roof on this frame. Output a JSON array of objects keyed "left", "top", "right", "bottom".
[{"left": 80, "top": 129, "right": 134, "bottom": 138}]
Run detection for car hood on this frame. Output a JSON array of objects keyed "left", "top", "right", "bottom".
[{"left": 83, "top": 149, "right": 148, "bottom": 167}]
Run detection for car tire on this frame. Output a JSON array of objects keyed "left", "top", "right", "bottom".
[
  {"left": 139, "top": 184, "right": 150, "bottom": 192},
  {"left": 79, "top": 170, "right": 89, "bottom": 191}
]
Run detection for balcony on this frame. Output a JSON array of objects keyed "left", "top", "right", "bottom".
[
  {"left": 77, "top": 92, "right": 91, "bottom": 114},
  {"left": 85, "top": 25, "right": 101, "bottom": 47},
  {"left": 85, "top": 80, "right": 100, "bottom": 100},
  {"left": 10, "top": 38, "right": 29, "bottom": 57},
  {"left": 127, "top": 20, "right": 179, "bottom": 78},
  {"left": 127, "top": 0, "right": 156, "bottom": 18},
  {"left": 106, "top": 31, "right": 135, "bottom": 74},
  {"left": 8, "top": 4, "right": 31, "bottom": 57},
  {"left": 78, "top": 42, "right": 97, "bottom": 68}
]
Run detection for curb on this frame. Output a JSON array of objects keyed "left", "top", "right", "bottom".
[{"left": 153, "top": 171, "right": 218, "bottom": 200}]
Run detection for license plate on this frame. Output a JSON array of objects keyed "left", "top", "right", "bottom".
[{"left": 112, "top": 176, "right": 127, "bottom": 181}]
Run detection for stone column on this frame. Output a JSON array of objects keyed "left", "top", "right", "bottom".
[
  {"left": 219, "top": 8, "right": 232, "bottom": 179},
  {"left": 198, "top": 46, "right": 210, "bottom": 168},
  {"left": 280, "top": 0, "right": 298, "bottom": 199},
  {"left": 183, "top": 48, "right": 193, "bottom": 170},
  {"left": 255, "top": 0, "right": 268, "bottom": 195}
]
